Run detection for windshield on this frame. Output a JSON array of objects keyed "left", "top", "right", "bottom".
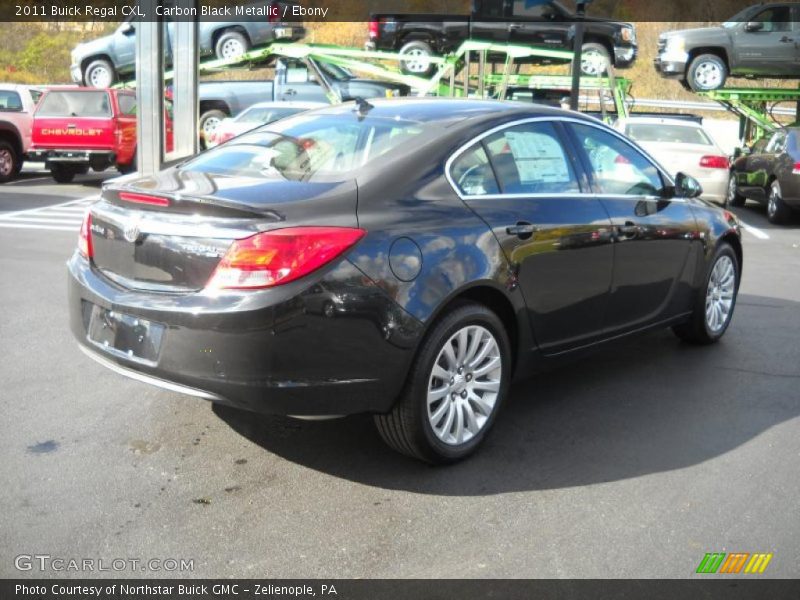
[
  {"left": 183, "top": 113, "right": 428, "bottom": 181},
  {"left": 37, "top": 91, "right": 111, "bottom": 118},
  {"left": 723, "top": 6, "right": 759, "bottom": 28},
  {"left": 625, "top": 123, "right": 712, "bottom": 145}
]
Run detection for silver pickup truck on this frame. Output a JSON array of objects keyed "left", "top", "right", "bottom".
[{"left": 71, "top": 1, "right": 304, "bottom": 88}]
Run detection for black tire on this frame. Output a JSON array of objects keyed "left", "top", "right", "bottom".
[
  {"left": 118, "top": 150, "right": 137, "bottom": 175},
  {"left": 673, "top": 243, "right": 739, "bottom": 345},
  {"left": 726, "top": 173, "right": 745, "bottom": 208},
  {"left": 199, "top": 109, "right": 228, "bottom": 149},
  {"left": 580, "top": 42, "right": 611, "bottom": 76},
  {"left": 215, "top": 30, "right": 250, "bottom": 61},
  {"left": 766, "top": 180, "right": 792, "bottom": 225},
  {"left": 50, "top": 164, "right": 77, "bottom": 184},
  {"left": 374, "top": 302, "right": 512, "bottom": 464},
  {"left": 398, "top": 40, "right": 437, "bottom": 77},
  {"left": 686, "top": 53, "right": 727, "bottom": 92},
  {"left": 83, "top": 58, "right": 116, "bottom": 88},
  {"left": 0, "top": 140, "right": 20, "bottom": 183}
]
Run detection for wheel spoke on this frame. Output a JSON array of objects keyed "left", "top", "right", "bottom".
[
  {"left": 473, "top": 355, "right": 501, "bottom": 378},
  {"left": 453, "top": 403, "right": 465, "bottom": 444},
  {"left": 429, "top": 397, "right": 450, "bottom": 425},
  {"left": 472, "top": 379, "right": 500, "bottom": 393},
  {"left": 467, "top": 336, "right": 493, "bottom": 369},
  {"left": 427, "top": 384, "right": 449, "bottom": 405},
  {"left": 455, "top": 327, "right": 469, "bottom": 364},
  {"left": 463, "top": 329, "right": 483, "bottom": 365},
  {"left": 442, "top": 340, "right": 458, "bottom": 370},
  {"left": 431, "top": 363, "right": 450, "bottom": 381},
  {"left": 438, "top": 401, "right": 455, "bottom": 439},
  {"left": 463, "top": 402, "right": 480, "bottom": 435},
  {"left": 468, "top": 391, "right": 494, "bottom": 417}
]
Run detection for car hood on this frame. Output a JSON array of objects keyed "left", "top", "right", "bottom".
[
  {"left": 661, "top": 26, "right": 729, "bottom": 43},
  {"left": 72, "top": 35, "right": 115, "bottom": 60}
]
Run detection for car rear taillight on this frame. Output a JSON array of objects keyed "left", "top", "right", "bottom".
[
  {"left": 78, "top": 211, "right": 93, "bottom": 259},
  {"left": 793, "top": 162, "right": 800, "bottom": 175},
  {"left": 368, "top": 19, "right": 379, "bottom": 39},
  {"left": 699, "top": 155, "right": 729, "bottom": 169},
  {"left": 119, "top": 192, "right": 170, "bottom": 207},
  {"left": 269, "top": 1, "right": 279, "bottom": 23},
  {"left": 217, "top": 131, "right": 235, "bottom": 145},
  {"left": 207, "top": 227, "right": 366, "bottom": 290}
]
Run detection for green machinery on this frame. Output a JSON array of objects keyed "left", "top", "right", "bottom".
[
  {"left": 697, "top": 87, "right": 800, "bottom": 142},
  {"left": 164, "top": 39, "right": 631, "bottom": 120}
]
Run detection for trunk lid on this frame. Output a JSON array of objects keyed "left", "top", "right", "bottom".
[
  {"left": 32, "top": 90, "right": 116, "bottom": 150},
  {"left": 89, "top": 168, "right": 359, "bottom": 292}
]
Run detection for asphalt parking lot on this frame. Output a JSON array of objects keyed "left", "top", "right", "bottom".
[{"left": 1, "top": 165, "right": 799, "bottom": 578}]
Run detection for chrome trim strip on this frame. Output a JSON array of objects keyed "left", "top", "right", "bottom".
[
  {"left": 78, "top": 344, "right": 224, "bottom": 402},
  {"left": 444, "top": 115, "right": 675, "bottom": 201}
]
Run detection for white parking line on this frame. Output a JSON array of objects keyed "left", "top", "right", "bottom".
[
  {"left": 0, "top": 195, "right": 97, "bottom": 233},
  {"left": 739, "top": 221, "right": 770, "bottom": 240}
]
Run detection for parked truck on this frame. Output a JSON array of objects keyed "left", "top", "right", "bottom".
[
  {"left": 28, "top": 88, "right": 173, "bottom": 183},
  {"left": 366, "top": 0, "right": 637, "bottom": 76},
  {"left": 0, "top": 84, "right": 44, "bottom": 183},
  {"left": 70, "top": 1, "right": 305, "bottom": 88},
  {"left": 655, "top": 2, "right": 800, "bottom": 91}
]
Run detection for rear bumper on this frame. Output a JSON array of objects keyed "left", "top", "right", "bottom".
[
  {"left": 696, "top": 170, "right": 729, "bottom": 205},
  {"left": 67, "top": 251, "right": 421, "bottom": 416},
  {"left": 29, "top": 148, "right": 116, "bottom": 168}
]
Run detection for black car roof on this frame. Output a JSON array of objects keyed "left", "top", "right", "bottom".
[{"left": 312, "top": 98, "right": 596, "bottom": 129}]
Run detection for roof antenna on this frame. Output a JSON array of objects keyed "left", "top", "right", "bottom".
[{"left": 354, "top": 97, "right": 374, "bottom": 117}]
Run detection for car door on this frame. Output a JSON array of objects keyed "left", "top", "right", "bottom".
[
  {"left": 731, "top": 5, "right": 795, "bottom": 75},
  {"left": 471, "top": 0, "right": 513, "bottom": 45},
  {"left": 449, "top": 119, "right": 615, "bottom": 355},
  {"left": 111, "top": 21, "right": 137, "bottom": 72},
  {"left": 565, "top": 121, "right": 699, "bottom": 334},
  {"left": 743, "top": 132, "right": 785, "bottom": 200},
  {"left": 507, "top": 0, "right": 570, "bottom": 51}
]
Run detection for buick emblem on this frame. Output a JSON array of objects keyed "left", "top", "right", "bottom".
[{"left": 123, "top": 219, "right": 142, "bottom": 243}]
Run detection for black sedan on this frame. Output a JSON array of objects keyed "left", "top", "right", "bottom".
[
  {"left": 68, "top": 99, "right": 743, "bottom": 463},
  {"left": 728, "top": 127, "right": 800, "bottom": 224}
]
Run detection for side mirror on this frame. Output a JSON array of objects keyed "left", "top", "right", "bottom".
[
  {"left": 674, "top": 172, "right": 703, "bottom": 198},
  {"left": 119, "top": 22, "right": 134, "bottom": 35},
  {"left": 744, "top": 21, "right": 764, "bottom": 32}
]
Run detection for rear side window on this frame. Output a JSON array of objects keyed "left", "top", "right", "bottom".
[
  {"left": 37, "top": 91, "right": 111, "bottom": 118},
  {"left": 0, "top": 91, "right": 23, "bottom": 111},
  {"left": 450, "top": 145, "right": 500, "bottom": 196},
  {"left": 237, "top": 106, "right": 303, "bottom": 124},
  {"left": 483, "top": 121, "right": 580, "bottom": 194},
  {"left": 183, "top": 114, "right": 426, "bottom": 181}
]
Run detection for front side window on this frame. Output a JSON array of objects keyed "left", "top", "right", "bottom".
[
  {"left": 570, "top": 123, "right": 664, "bottom": 197},
  {"left": 450, "top": 145, "right": 500, "bottom": 197},
  {"left": 511, "top": 0, "right": 560, "bottom": 19},
  {"left": 749, "top": 7, "right": 791, "bottom": 32},
  {"left": 483, "top": 121, "right": 579, "bottom": 194},
  {"left": 117, "top": 94, "right": 137, "bottom": 116}
]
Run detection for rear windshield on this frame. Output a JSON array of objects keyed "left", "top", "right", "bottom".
[
  {"left": 625, "top": 123, "right": 712, "bottom": 145},
  {"left": 37, "top": 91, "right": 111, "bottom": 118},
  {"left": 183, "top": 113, "right": 427, "bottom": 181},
  {"left": 236, "top": 106, "right": 305, "bottom": 124}
]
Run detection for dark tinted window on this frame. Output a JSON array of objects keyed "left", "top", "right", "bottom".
[
  {"left": 37, "top": 91, "right": 111, "bottom": 118},
  {"left": 750, "top": 6, "right": 791, "bottom": 32},
  {"left": 483, "top": 121, "right": 579, "bottom": 194},
  {"left": 184, "top": 114, "right": 427, "bottom": 181},
  {"left": 450, "top": 145, "right": 500, "bottom": 196},
  {"left": 0, "top": 91, "right": 22, "bottom": 111},
  {"left": 570, "top": 123, "right": 664, "bottom": 196}
]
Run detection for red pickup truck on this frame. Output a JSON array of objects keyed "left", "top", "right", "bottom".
[{"left": 29, "top": 88, "right": 173, "bottom": 183}]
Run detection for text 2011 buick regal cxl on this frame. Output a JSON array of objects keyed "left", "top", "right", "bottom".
[{"left": 68, "top": 99, "right": 743, "bottom": 463}]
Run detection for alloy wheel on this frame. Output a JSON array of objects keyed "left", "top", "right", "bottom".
[
  {"left": 694, "top": 61, "right": 722, "bottom": 89},
  {"left": 221, "top": 39, "right": 245, "bottom": 59},
  {"left": 402, "top": 49, "right": 430, "bottom": 74},
  {"left": 427, "top": 325, "right": 502, "bottom": 446},
  {"left": 727, "top": 177, "right": 737, "bottom": 203},
  {"left": 581, "top": 50, "right": 608, "bottom": 76},
  {"left": 89, "top": 66, "right": 112, "bottom": 88},
  {"left": 705, "top": 255, "right": 735, "bottom": 333},
  {"left": 202, "top": 117, "right": 222, "bottom": 137},
  {"left": 0, "top": 148, "right": 12, "bottom": 177},
  {"left": 768, "top": 188, "right": 778, "bottom": 219}
]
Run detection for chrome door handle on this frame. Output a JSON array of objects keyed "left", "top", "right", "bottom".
[{"left": 617, "top": 222, "right": 640, "bottom": 238}]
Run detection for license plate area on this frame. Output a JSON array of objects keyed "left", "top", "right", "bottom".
[
  {"left": 274, "top": 27, "right": 293, "bottom": 38},
  {"left": 86, "top": 303, "right": 164, "bottom": 366}
]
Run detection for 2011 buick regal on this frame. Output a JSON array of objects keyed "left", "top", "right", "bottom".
[{"left": 68, "top": 99, "right": 743, "bottom": 463}]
